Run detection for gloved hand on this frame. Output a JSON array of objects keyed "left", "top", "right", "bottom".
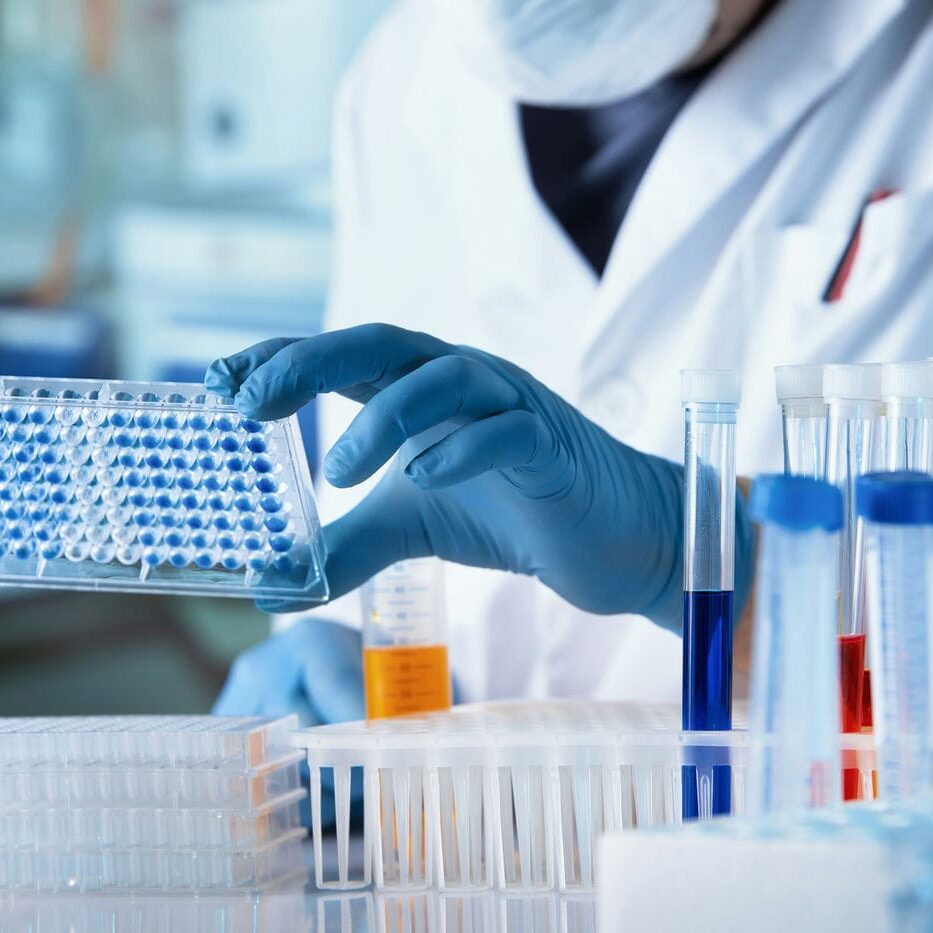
[
  {"left": 206, "top": 324, "right": 755, "bottom": 630},
  {"left": 214, "top": 616, "right": 365, "bottom": 724},
  {"left": 213, "top": 617, "right": 365, "bottom": 827}
]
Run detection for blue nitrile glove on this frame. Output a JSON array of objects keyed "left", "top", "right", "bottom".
[
  {"left": 213, "top": 618, "right": 365, "bottom": 828},
  {"left": 214, "top": 617, "right": 365, "bottom": 724},
  {"left": 205, "top": 324, "right": 755, "bottom": 629}
]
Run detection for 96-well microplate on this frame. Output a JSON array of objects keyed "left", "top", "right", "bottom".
[{"left": 0, "top": 378, "right": 328, "bottom": 603}]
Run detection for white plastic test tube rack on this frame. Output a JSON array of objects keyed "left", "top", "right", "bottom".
[
  {"left": 293, "top": 701, "right": 876, "bottom": 894},
  {"left": 0, "top": 716, "right": 307, "bottom": 893}
]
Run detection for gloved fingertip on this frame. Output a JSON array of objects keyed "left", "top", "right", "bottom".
[
  {"left": 233, "top": 384, "right": 265, "bottom": 419},
  {"left": 405, "top": 451, "right": 452, "bottom": 490},
  {"left": 322, "top": 442, "right": 356, "bottom": 487},
  {"left": 204, "top": 358, "right": 238, "bottom": 396}
]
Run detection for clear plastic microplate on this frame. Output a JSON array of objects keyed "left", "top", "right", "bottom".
[
  {"left": 0, "top": 754, "right": 305, "bottom": 811},
  {"left": 0, "top": 790, "right": 305, "bottom": 851},
  {"left": 0, "top": 716, "right": 304, "bottom": 811},
  {"left": 0, "top": 715, "right": 299, "bottom": 770},
  {"left": 0, "top": 377, "right": 328, "bottom": 603},
  {"left": 0, "top": 829, "right": 307, "bottom": 893},
  {"left": 292, "top": 701, "right": 877, "bottom": 895}
]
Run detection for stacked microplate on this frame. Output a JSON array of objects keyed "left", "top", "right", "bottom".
[
  {"left": 293, "top": 701, "right": 876, "bottom": 894},
  {"left": 0, "top": 377, "right": 328, "bottom": 604},
  {"left": 0, "top": 715, "right": 307, "bottom": 892}
]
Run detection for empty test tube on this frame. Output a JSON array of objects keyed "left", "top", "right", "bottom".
[
  {"left": 858, "top": 472, "right": 933, "bottom": 802},
  {"left": 882, "top": 361, "right": 933, "bottom": 474},
  {"left": 681, "top": 369, "right": 741, "bottom": 819},
  {"left": 775, "top": 364, "right": 826, "bottom": 478},
  {"left": 747, "top": 475, "right": 843, "bottom": 816},
  {"left": 361, "top": 558, "right": 452, "bottom": 720}
]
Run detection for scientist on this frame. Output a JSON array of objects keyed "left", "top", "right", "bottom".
[{"left": 212, "top": 0, "right": 933, "bottom": 725}]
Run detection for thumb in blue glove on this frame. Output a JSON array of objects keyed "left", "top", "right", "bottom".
[{"left": 206, "top": 325, "right": 755, "bottom": 631}]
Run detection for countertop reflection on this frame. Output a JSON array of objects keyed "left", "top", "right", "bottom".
[{"left": 0, "top": 841, "right": 597, "bottom": 932}]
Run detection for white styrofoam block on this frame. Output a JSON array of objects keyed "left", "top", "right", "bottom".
[{"left": 598, "top": 829, "right": 895, "bottom": 933}]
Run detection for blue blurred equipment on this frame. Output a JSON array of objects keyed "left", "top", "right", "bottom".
[
  {"left": 206, "top": 324, "right": 755, "bottom": 626},
  {"left": 0, "top": 308, "right": 109, "bottom": 377}
]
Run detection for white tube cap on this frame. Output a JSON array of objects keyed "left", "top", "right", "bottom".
[
  {"left": 774, "top": 364, "right": 824, "bottom": 402},
  {"left": 681, "top": 369, "right": 741, "bottom": 405},
  {"left": 881, "top": 361, "right": 933, "bottom": 400},
  {"left": 823, "top": 363, "right": 882, "bottom": 402}
]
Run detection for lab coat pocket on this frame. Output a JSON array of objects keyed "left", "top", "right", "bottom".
[
  {"left": 742, "top": 191, "right": 933, "bottom": 362},
  {"left": 840, "top": 188, "right": 933, "bottom": 305}
]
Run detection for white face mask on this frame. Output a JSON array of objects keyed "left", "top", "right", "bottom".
[{"left": 436, "top": 0, "right": 718, "bottom": 105}]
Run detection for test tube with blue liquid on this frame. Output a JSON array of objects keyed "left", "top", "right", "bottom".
[
  {"left": 681, "top": 369, "right": 740, "bottom": 820},
  {"left": 747, "top": 475, "right": 843, "bottom": 817}
]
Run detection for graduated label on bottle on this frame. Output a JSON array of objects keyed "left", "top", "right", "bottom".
[{"left": 363, "top": 645, "right": 452, "bottom": 720}]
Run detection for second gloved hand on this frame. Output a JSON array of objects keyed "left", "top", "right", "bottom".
[
  {"left": 213, "top": 618, "right": 366, "bottom": 828},
  {"left": 206, "top": 324, "right": 754, "bottom": 629}
]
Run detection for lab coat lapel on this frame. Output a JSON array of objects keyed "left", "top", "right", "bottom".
[
  {"left": 400, "top": 4, "right": 598, "bottom": 396},
  {"left": 581, "top": 0, "right": 907, "bottom": 361}
]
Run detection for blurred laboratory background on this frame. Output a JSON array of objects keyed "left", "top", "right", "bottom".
[{"left": 0, "top": 0, "right": 389, "bottom": 714}]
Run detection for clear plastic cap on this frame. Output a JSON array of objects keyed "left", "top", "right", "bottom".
[
  {"left": 881, "top": 361, "right": 933, "bottom": 401},
  {"left": 774, "top": 364, "right": 824, "bottom": 403},
  {"left": 822, "top": 363, "right": 882, "bottom": 402},
  {"left": 681, "top": 369, "right": 741, "bottom": 406}
]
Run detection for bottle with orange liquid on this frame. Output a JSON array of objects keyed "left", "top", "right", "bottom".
[{"left": 361, "top": 558, "right": 452, "bottom": 720}]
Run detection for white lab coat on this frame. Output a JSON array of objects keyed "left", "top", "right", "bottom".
[{"left": 292, "top": 0, "right": 933, "bottom": 705}]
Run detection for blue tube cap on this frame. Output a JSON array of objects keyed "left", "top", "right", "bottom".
[
  {"left": 856, "top": 471, "right": 933, "bottom": 525},
  {"left": 748, "top": 474, "right": 843, "bottom": 532}
]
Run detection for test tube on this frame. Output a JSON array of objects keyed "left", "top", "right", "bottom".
[
  {"left": 360, "top": 558, "right": 452, "bottom": 720},
  {"left": 747, "top": 475, "right": 843, "bottom": 817},
  {"left": 681, "top": 369, "right": 741, "bottom": 820},
  {"left": 878, "top": 361, "right": 933, "bottom": 745},
  {"left": 882, "top": 361, "right": 933, "bottom": 474},
  {"left": 775, "top": 364, "right": 827, "bottom": 478},
  {"left": 857, "top": 472, "right": 933, "bottom": 802},
  {"left": 823, "top": 364, "right": 882, "bottom": 799}
]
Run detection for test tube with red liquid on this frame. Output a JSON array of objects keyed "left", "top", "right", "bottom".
[{"left": 824, "top": 364, "right": 883, "bottom": 800}]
